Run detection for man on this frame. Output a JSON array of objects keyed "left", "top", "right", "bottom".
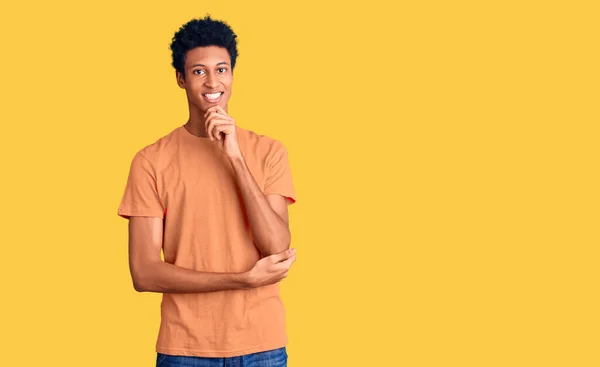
[{"left": 117, "top": 15, "right": 297, "bottom": 367}]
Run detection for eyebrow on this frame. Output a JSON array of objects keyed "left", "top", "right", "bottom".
[{"left": 190, "top": 62, "right": 230, "bottom": 68}]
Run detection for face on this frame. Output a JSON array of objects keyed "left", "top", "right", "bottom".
[{"left": 176, "top": 45, "right": 233, "bottom": 113}]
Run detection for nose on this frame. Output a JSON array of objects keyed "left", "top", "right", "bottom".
[{"left": 204, "top": 73, "right": 219, "bottom": 89}]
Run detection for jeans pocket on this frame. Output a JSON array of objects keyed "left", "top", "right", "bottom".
[{"left": 274, "top": 347, "right": 288, "bottom": 365}]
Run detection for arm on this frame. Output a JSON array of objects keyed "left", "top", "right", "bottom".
[
  {"left": 229, "top": 156, "right": 291, "bottom": 256},
  {"left": 202, "top": 107, "right": 295, "bottom": 257},
  {"left": 128, "top": 216, "right": 295, "bottom": 293}
]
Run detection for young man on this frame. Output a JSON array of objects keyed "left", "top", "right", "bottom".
[{"left": 117, "top": 15, "right": 297, "bottom": 366}]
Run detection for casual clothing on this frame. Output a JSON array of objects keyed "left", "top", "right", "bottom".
[
  {"left": 156, "top": 347, "right": 287, "bottom": 367},
  {"left": 118, "top": 124, "right": 296, "bottom": 357}
]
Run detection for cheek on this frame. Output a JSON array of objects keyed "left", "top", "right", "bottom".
[{"left": 188, "top": 84, "right": 204, "bottom": 97}]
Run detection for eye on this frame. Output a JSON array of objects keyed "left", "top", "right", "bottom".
[
  {"left": 218, "top": 67, "right": 228, "bottom": 73},
  {"left": 193, "top": 69, "right": 205, "bottom": 75}
]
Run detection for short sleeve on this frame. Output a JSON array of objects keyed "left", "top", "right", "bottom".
[
  {"left": 117, "top": 152, "right": 165, "bottom": 219},
  {"left": 263, "top": 140, "right": 296, "bottom": 205}
]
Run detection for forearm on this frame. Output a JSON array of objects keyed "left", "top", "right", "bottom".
[
  {"left": 134, "top": 259, "right": 252, "bottom": 293},
  {"left": 229, "top": 155, "right": 290, "bottom": 256}
]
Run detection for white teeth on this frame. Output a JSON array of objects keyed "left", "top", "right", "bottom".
[{"left": 204, "top": 92, "right": 222, "bottom": 99}]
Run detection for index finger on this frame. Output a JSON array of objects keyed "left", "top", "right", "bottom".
[
  {"left": 204, "top": 106, "right": 219, "bottom": 118},
  {"left": 215, "top": 105, "right": 228, "bottom": 115}
]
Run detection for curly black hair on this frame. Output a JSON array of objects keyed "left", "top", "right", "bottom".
[{"left": 170, "top": 14, "right": 239, "bottom": 79}]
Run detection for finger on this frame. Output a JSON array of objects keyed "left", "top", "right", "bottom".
[
  {"left": 205, "top": 114, "right": 229, "bottom": 140},
  {"left": 205, "top": 112, "right": 231, "bottom": 132},
  {"left": 213, "top": 123, "right": 229, "bottom": 141},
  {"left": 204, "top": 106, "right": 219, "bottom": 119},
  {"left": 210, "top": 121, "right": 234, "bottom": 141},
  {"left": 207, "top": 111, "right": 228, "bottom": 120},
  {"left": 207, "top": 108, "right": 232, "bottom": 128},
  {"left": 205, "top": 110, "right": 219, "bottom": 120},
  {"left": 210, "top": 120, "right": 221, "bottom": 140},
  {"left": 270, "top": 248, "right": 296, "bottom": 263},
  {"left": 276, "top": 253, "right": 296, "bottom": 270},
  {"left": 217, "top": 124, "right": 235, "bottom": 138},
  {"left": 205, "top": 109, "right": 229, "bottom": 119},
  {"left": 210, "top": 123, "right": 218, "bottom": 141},
  {"left": 216, "top": 105, "right": 228, "bottom": 116}
]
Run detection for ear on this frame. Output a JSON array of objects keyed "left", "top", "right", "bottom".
[{"left": 176, "top": 70, "right": 186, "bottom": 89}]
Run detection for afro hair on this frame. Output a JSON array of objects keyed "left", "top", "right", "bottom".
[{"left": 170, "top": 14, "right": 239, "bottom": 78}]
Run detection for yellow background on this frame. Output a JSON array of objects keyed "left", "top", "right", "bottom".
[{"left": 1, "top": 1, "right": 598, "bottom": 366}]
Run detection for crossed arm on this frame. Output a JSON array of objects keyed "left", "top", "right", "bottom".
[
  {"left": 129, "top": 207, "right": 294, "bottom": 294},
  {"left": 128, "top": 156, "right": 293, "bottom": 294}
]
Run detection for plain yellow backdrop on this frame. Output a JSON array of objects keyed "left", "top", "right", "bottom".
[{"left": 0, "top": 1, "right": 598, "bottom": 366}]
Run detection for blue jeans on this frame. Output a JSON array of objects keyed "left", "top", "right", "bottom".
[{"left": 156, "top": 347, "right": 287, "bottom": 366}]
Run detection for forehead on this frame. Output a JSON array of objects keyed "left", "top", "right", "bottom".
[{"left": 184, "top": 46, "right": 231, "bottom": 68}]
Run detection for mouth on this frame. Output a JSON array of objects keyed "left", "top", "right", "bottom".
[{"left": 202, "top": 92, "right": 224, "bottom": 103}]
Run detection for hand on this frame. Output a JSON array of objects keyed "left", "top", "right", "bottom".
[
  {"left": 204, "top": 105, "right": 242, "bottom": 158},
  {"left": 246, "top": 248, "right": 297, "bottom": 288}
]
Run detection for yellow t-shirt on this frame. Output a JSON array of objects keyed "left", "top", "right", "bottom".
[{"left": 117, "top": 124, "right": 296, "bottom": 357}]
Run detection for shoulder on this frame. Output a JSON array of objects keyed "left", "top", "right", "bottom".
[
  {"left": 236, "top": 125, "right": 287, "bottom": 155},
  {"left": 134, "top": 126, "right": 180, "bottom": 164}
]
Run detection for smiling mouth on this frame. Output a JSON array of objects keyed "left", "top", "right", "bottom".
[{"left": 202, "top": 92, "right": 223, "bottom": 102}]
